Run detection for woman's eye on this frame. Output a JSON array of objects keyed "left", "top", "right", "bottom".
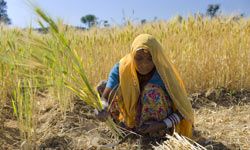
[
  {"left": 147, "top": 57, "right": 152, "bottom": 61},
  {"left": 135, "top": 56, "right": 143, "bottom": 61}
]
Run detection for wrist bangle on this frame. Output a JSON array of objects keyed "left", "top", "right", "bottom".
[{"left": 163, "top": 118, "right": 173, "bottom": 128}]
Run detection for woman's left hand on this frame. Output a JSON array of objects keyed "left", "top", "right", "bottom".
[{"left": 138, "top": 121, "right": 166, "bottom": 135}]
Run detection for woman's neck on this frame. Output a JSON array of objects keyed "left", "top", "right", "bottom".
[{"left": 137, "top": 67, "right": 156, "bottom": 91}]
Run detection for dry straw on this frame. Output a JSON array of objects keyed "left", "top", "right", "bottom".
[{"left": 154, "top": 132, "right": 206, "bottom": 150}]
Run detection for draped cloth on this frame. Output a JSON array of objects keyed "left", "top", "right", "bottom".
[{"left": 115, "top": 34, "right": 194, "bottom": 138}]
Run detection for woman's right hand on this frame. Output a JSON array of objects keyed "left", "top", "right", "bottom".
[
  {"left": 95, "top": 98, "right": 110, "bottom": 121},
  {"left": 95, "top": 109, "right": 109, "bottom": 122}
]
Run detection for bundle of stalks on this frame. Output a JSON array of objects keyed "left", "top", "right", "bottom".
[
  {"left": 154, "top": 132, "right": 206, "bottom": 150},
  {"left": 25, "top": 5, "right": 126, "bottom": 139}
]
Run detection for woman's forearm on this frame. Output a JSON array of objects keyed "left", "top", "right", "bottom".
[{"left": 102, "top": 87, "right": 112, "bottom": 101}]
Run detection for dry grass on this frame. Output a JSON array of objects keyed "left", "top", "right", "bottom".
[
  {"left": 1, "top": 89, "right": 250, "bottom": 149},
  {"left": 153, "top": 132, "right": 206, "bottom": 150},
  {"left": 194, "top": 105, "right": 250, "bottom": 149}
]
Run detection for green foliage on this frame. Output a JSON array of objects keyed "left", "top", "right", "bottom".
[
  {"left": 81, "top": 14, "right": 97, "bottom": 28},
  {"left": 206, "top": 4, "right": 220, "bottom": 18},
  {"left": 11, "top": 79, "right": 36, "bottom": 145},
  {"left": 0, "top": 0, "right": 11, "bottom": 24}
]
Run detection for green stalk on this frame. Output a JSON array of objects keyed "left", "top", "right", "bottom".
[
  {"left": 11, "top": 79, "right": 35, "bottom": 145},
  {"left": 28, "top": 5, "right": 125, "bottom": 138}
]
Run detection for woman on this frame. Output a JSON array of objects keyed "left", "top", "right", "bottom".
[{"left": 96, "top": 34, "right": 194, "bottom": 138}]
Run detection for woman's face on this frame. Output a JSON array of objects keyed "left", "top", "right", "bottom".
[{"left": 134, "top": 49, "right": 155, "bottom": 75}]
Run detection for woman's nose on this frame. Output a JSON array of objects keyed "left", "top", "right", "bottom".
[{"left": 141, "top": 62, "right": 149, "bottom": 68}]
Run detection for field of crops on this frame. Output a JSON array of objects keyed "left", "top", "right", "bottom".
[{"left": 0, "top": 13, "right": 250, "bottom": 149}]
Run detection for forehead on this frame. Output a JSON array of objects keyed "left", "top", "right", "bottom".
[{"left": 135, "top": 49, "right": 151, "bottom": 57}]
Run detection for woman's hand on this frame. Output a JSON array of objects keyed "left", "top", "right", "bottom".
[
  {"left": 95, "top": 109, "right": 109, "bottom": 122},
  {"left": 138, "top": 121, "right": 167, "bottom": 135},
  {"left": 95, "top": 98, "right": 109, "bottom": 122}
]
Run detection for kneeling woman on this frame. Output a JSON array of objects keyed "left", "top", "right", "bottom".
[{"left": 96, "top": 34, "right": 194, "bottom": 138}]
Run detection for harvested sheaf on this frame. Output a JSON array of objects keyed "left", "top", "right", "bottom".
[{"left": 154, "top": 132, "right": 206, "bottom": 150}]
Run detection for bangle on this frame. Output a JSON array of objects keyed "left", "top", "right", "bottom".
[
  {"left": 163, "top": 118, "right": 173, "bottom": 128},
  {"left": 163, "top": 112, "right": 182, "bottom": 128}
]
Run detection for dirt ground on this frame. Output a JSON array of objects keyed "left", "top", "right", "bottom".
[{"left": 1, "top": 88, "right": 249, "bottom": 149}]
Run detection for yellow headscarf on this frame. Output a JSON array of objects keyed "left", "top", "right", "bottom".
[{"left": 116, "top": 34, "right": 194, "bottom": 138}]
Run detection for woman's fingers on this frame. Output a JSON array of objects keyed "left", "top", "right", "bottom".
[
  {"left": 143, "top": 121, "right": 155, "bottom": 125},
  {"left": 137, "top": 124, "right": 149, "bottom": 134},
  {"left": 95, "top": 109, "right": 109, "bottom": 122},
  {"left": 142, "top": 126, "right": 154, "bottom": 134},
  {"left": 138, "top": 121, "right": 163, "bottom": 134}
]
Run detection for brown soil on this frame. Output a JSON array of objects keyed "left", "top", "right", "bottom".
[{"left": 1, "top": 88, "right": 249, "bottom": 149}]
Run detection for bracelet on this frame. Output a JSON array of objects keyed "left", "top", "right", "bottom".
[
  {"left": 163, "top": 113, "right": 182, "bottom": 128},
  {"left": 163, "top": 118, "right": 173, "bottom": 128}
]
